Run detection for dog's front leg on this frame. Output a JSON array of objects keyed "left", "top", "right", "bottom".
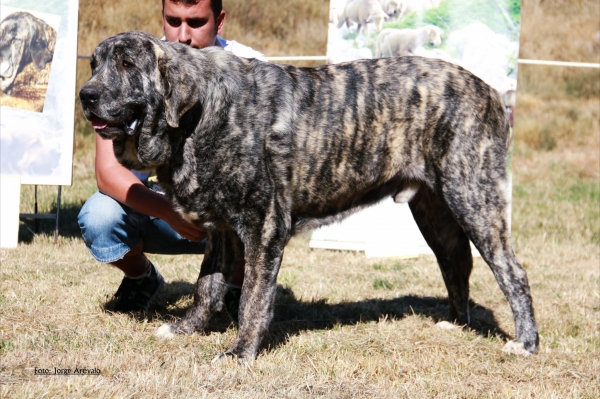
[
  {"left": 156, "top": 230, "right": 243, "bottom": 337},
  {"left": 212, "top": 247, "right": 283, "bottom": 363},
  {"left": 213, "top": 215, "right": 290, "bottom": 364}
]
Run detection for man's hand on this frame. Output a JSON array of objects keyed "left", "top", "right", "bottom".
[
  {"left": 164, "top": 211, "right": 207, "bottom": 242},
  {"left": 95, "top": 135, "right": 207, "bottom": 243}
]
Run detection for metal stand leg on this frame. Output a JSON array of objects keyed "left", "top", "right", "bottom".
[
  {"left": 34, "top": 185, "right": 39, "bottom": 233},
  {"left": 54, "top": 186, "right": 62, "bottom": 245},
  {"left": 20, "top": 185, "right": 62, "bottom": 245}
]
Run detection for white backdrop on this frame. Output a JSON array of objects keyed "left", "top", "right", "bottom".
[{"left": 0, "top": 0, "right": 79, "bottom": 186}]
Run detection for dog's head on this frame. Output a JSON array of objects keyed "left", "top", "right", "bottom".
[{"left": 79, "top": 31, "right": 215, "bottom": 170}]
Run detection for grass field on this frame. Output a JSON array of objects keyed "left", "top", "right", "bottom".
[{"left": 1, "top": 0, "right": 599, "bottom": 397}]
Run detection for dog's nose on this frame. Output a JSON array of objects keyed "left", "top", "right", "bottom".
[{"left": 79, "top": 86, "right": 101, "bottom": 105}]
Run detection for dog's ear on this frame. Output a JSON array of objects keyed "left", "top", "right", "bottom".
[
  {"left": 158, "top": 51, "right": 201, "bottom": 128},
  {"left": 30, "top": 24, "right": 52, "bottom": 71}
]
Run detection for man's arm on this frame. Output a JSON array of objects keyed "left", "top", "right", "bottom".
[{"left": 95, "top": 135, "right": 206, "bottom": 242}]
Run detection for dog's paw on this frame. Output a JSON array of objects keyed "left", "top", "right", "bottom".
[
  {"left": 434, "top": 321, "right": 457, "bottom": 330},
  {"left": 211, "top": 352, "right": 253, "bottom": 367},
  {"left": 211, "top": 352, "right": 235, "bottom": 366},
  {"left": 502, "top": 340, "right": 533, "bottom": 356},
  {"left": 155, "top": 323, "right": 176, "bottom": 339}
]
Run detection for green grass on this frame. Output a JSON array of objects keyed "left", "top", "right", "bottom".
[
  {"left": 373, "top": 278, "right": 394, "bottom": 290},
  {"left": 385, "top": 0, "right": 521, "bottom": 36}
]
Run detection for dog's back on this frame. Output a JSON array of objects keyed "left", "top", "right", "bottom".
[
  {"left": 120, "top": 39, "right": 510, "bottom": 236},
  {"left": 238, "top": 57, "right": 509, "bottom": 231}
]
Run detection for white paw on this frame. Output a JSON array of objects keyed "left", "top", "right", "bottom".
[
  {"left": 211, "top": 353, "right": 235, "bottom": 366},
  {"left": 211, "top": 352, "right": 253, "bottom": 367},
  {"left": 435, "top": 321, "right": 457, "bottom": 330},
  {"left": 502, "top": 340, "right": 532, "bottom": 356},
  {"left": 155, "top": 324, "right": 175, "bottom": 339}
]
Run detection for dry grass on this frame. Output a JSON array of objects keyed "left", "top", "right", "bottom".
[
  {"left": 1, "top": 0, "right": 599, "bottom": 397},
  {"left": 0, "top": 93, "right": 44, "bottom": 113},
  {"left": 1, "top": 233, "right": 598, "bottom": 397}
]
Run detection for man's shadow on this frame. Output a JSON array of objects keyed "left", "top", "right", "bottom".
[{"left": 103, "top": 281, "right": 510, "bottom": 348}]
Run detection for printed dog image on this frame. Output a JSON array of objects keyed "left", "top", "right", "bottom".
[
  {"left": 80, "top": 31, "right": 538, "bottom": 363},
  {"left": 0, "top": 11, "right": 57, "bottom": 112}
]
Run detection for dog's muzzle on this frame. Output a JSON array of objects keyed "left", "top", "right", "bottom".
[{"left": 80, "top": 85, "right": 140, "bottom": 136}]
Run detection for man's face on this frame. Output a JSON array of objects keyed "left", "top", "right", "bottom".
[{"left": 162, "top": 0, "right": 225, "bottom": 49}]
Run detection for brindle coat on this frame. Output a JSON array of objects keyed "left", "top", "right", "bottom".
[{"left": 80, "top": 31, "right": 538, "bottom": 362}]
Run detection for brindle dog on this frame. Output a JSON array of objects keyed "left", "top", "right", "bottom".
[
  {"left": 80, "top": 31, "right": 538, "bottom": 363},
  {"left": 0, "top": 12, "right": 56, "bottom": 93}
]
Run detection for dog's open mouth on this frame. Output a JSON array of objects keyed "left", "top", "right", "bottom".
[{"left": 91, "top": 109, "right": 141, "bottom": 137}]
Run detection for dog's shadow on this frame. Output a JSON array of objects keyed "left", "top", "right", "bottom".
[
  {"left": 265, "top": 285, "right": 510, "bottom": 352},
  {"left": 103, "top": 282, "right": 510, "bottom": 348}
]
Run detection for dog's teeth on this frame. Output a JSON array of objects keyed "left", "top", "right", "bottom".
[{"left": 126, "top": 118, "right": 139, "bottom": 135}]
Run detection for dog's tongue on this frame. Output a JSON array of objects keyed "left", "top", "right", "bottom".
[{"left": 91, "top": 115, "right": 109, "bottom": 130}]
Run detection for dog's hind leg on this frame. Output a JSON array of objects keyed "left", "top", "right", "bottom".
[
  {"left": 438, "top": 175, "right": 538, "bottom": 356},
  {"left": 408, "top": 186, "right": 473, "bottom": 326},
  {"left": 156, "top": 230, "right": 244, "bottom": 338}
]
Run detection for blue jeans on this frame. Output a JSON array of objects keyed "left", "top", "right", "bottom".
[{"left": 78, "top": 191, "right": 206, "bottom": 263}]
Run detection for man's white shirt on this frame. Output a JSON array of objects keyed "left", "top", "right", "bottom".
[
  {"left": 215, "top": 35, "right": 267, "bottom": 61},
  {"left": 159, "top": 35, "right": 267, "bottom": 60}
]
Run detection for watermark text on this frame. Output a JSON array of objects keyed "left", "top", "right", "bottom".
[{"left": 34, "top": 367, "right": 101, "bottom": 376}]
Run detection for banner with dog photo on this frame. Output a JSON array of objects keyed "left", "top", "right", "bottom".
[
  {"left": 312, "top": 0, "right": 521, "bottom": 257},
  {"left": 0, "top": 0, "right": 79, "bottom": 185}
]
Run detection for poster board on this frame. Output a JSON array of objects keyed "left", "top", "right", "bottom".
[
  {"left": 0, "top": 0, "right": 79, "bottom": 186},
  {"left": 311, "top": 0, "right": 520, "bottom": 258},
  {"left": 0, "top": 175, "right": 20, "bottom": 248}
]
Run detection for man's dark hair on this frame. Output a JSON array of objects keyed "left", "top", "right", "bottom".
[{"left": 162, "top": 0, "right": 223, "bottom": 20}]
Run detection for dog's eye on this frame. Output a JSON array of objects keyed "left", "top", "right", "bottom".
[{"left": 122, "top": 60, "right": 133, "bottom": 68}]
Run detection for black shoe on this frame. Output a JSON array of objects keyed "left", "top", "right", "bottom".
[
  {"left": 224, "top": 285, "right": 241, "bottom": 324},
  {"left": 113, "top": 262, "right": 164, "bottom": 312}
]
